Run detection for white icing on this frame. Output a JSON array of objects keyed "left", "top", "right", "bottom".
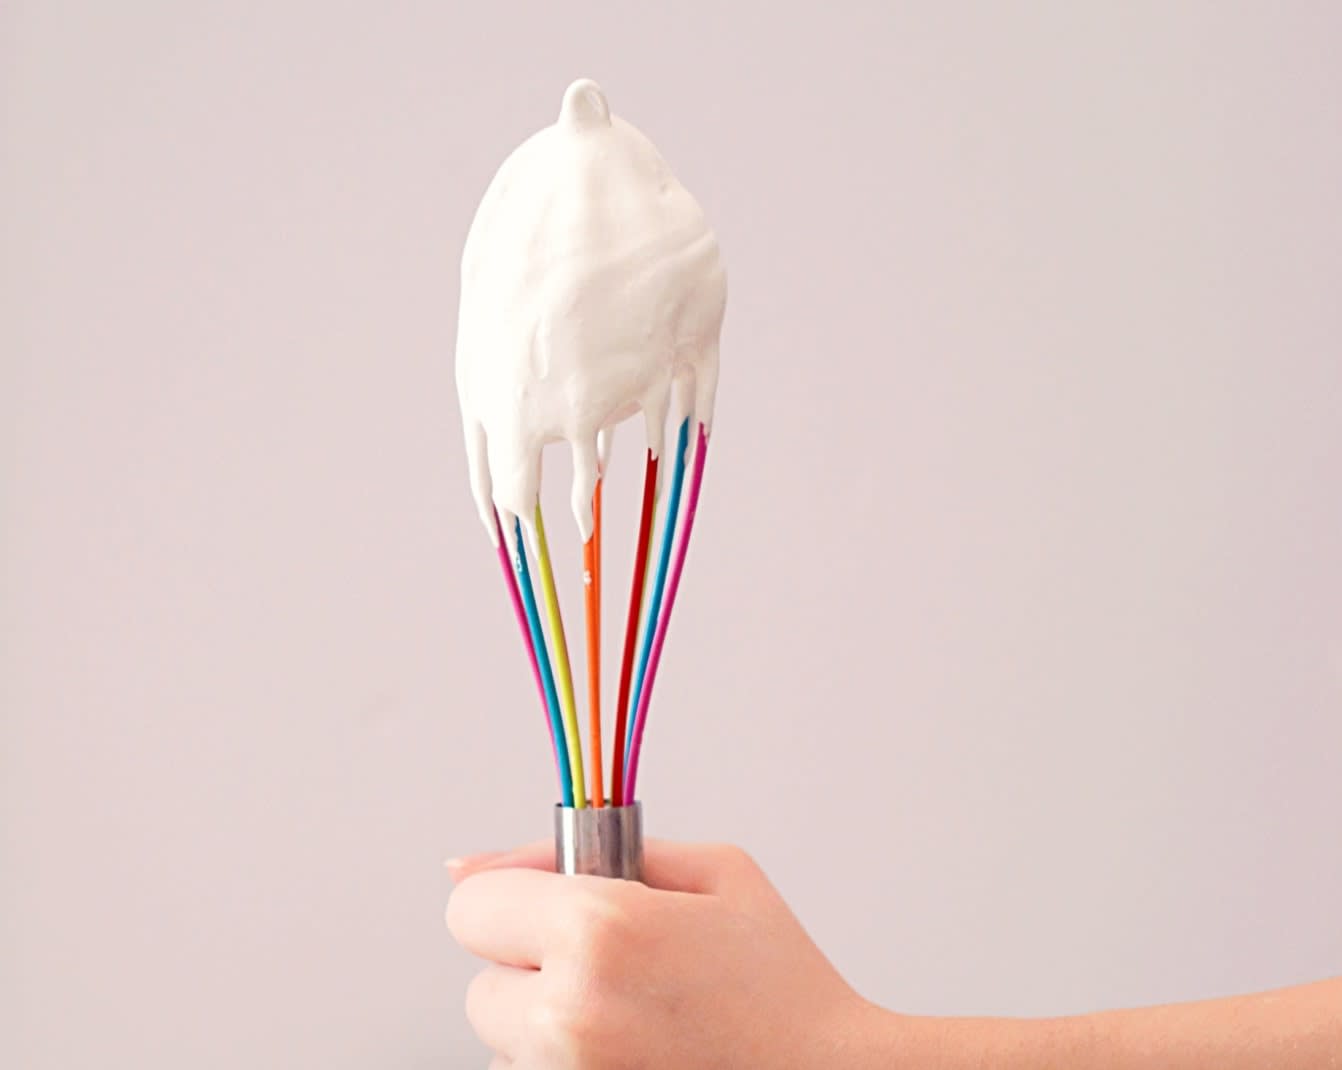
[{"left": 455, "top": 78, "right": 726, "bottom": 549}]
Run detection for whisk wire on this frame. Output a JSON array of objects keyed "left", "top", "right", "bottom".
[
  {"left": 492, "top": 510, "right": 561, "bottom": 784},
  {"left": 534, "top": 504, "right": 588, "bottom": 809},
  {"left": 611, "top": 451, "right": 659, "bottom": 806},
  {"left": 509, "top": 516, "right": 574, "bottom": 806},
  {"left": 583, "top": 480, "right": 604, "bottom": 807},
  {"left": 624, "top": 423, "right": 709, "bottom": 803},
  {"left": 623, "top": 419, "right": 691, "bottom": 776}
]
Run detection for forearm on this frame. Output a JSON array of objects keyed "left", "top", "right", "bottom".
[
  {"left": 850, "top": 978, "right": 1342, "bottom": 1069},
  {"left": 1088, "top": 978, "right": 1342, "bottom": 1069}
]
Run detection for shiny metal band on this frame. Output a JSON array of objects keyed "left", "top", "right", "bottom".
[{"left": 554, "top": 802, "right": 644, "bottom": 881}]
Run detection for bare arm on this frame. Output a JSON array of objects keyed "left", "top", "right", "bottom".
[
  {"left": 445, "top": 841, "right": 1341, "bottom": 1069},
  {"left": 867, "top": 978, "right": 1342, "bottom": 1068}
]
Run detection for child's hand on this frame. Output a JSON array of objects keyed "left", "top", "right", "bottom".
[{"left": 446, "top": 839, "right": 885, "bottom": 1068}]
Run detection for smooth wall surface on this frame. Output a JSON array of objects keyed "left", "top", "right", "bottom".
[{"left": 4, "top": 3, "right": 1340, "bottom": 1066}]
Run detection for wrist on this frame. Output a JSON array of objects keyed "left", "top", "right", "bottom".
[
  {"left": 821, "top": 1000, "right": 1100, "bottom": 1070},
  {"left": 803, "top": 996, "right": 910, "bottom": 1069}
]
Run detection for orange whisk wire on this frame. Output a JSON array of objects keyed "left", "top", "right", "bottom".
[{"left": 584, "top": 480, "right": 604, "bottom": 807}]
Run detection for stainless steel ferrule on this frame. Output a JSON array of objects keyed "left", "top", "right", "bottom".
[{"left": 554, "top": 802, "right": 644, "bottom": 881}]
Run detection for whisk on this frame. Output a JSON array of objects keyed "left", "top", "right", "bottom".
[{"left": 456, "top": 79, "right": 725, "bottom": 880}]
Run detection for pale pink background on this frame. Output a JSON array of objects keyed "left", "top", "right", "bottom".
[{"left": 4, "top": 2, "right": 1341, "bottom": 1067}]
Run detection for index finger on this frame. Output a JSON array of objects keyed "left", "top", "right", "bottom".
[{"left": 445, "top": 867, "right": 562, "bottom": 968}]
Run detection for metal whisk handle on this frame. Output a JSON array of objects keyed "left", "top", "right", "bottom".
[{"left": 554, "top": 802, "right": 644, "bottom": 881}]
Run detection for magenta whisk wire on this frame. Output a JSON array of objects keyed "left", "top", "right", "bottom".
[{"left": 493, "top": 509, "right": 564, "bottom": 795}]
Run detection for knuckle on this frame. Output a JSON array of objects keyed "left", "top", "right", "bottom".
[
  {"left": 463, "top": 969, "right": 492, "bottom": 1030},
  {"left": 563, "top": 882, "right": 636, "bottom": 958},
  {"left": 530, "top": 984, "right": 610, "bottom": 1067},
  {"left": 527, "top": 995, "right": 587, "bottom": 1059},
  {"left": 709, "top": 841, "right": 758, "bottom": 875},
  {"left": 528, "top": 993, "right": 574, "bottom": 1039}
]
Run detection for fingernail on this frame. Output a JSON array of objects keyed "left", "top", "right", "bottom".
[{"left": 444, "top": 853, "right": 489, "bottom": 877}]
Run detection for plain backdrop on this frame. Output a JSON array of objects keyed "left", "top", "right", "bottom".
[{"left": 4, "top": 2, "right": 1341, "bottom": 1067}]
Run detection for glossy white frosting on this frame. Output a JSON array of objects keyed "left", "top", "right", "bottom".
[{"left": 456, "top": 79, "right": 725, "bottom": 549}]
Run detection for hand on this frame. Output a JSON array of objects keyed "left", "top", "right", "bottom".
[
  {"left": 446, "top": 840, "right": 1342, "bottom": 1069},
  {"left": 445, "top": 839, "right": 886, "bottom": 1068}
]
